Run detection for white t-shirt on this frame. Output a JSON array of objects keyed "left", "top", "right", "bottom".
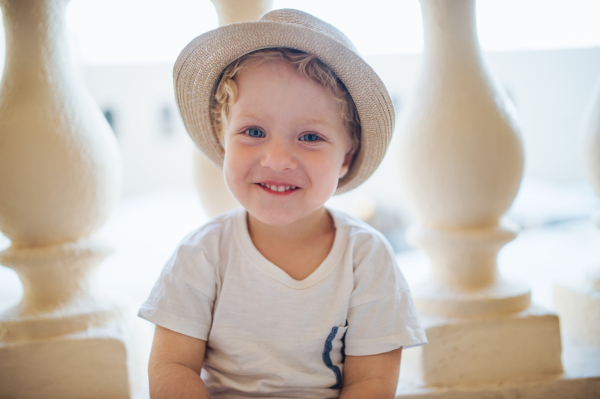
[{"left": 139, "top": 207, "right": 427, "bottom": 399}]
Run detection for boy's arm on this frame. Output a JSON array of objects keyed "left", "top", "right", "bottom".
[
  {"left": 339, "top": 347, "right": 402, "bottom": 399},
  {"left": 149, "top": 325, "right": 212, "bottom": 399}
]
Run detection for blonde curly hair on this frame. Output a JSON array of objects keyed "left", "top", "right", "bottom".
[{"left": 211, "top": 47, "right": 361, "bottom": 154}]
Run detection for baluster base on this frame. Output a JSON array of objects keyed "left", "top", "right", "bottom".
[
  {"left": 0, "top": 315, "right": 142, "bottom": 399},
  {"left": 554, "top": 278, "right": 600, "bottom": 348},
  {"left": 402, "top": 304, "right": 563, "bottom": 387},
  {"left": 398, "top": 337, "right": 600, "bottom": 398}
]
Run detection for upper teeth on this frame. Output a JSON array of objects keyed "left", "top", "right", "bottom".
[{"left": 260, "top": 183, "right": 297, "bottom": 192}]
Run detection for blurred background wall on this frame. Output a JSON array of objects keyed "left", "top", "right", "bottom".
[{"left": 0, "top": 0, "right": 596, "bottom": 200}]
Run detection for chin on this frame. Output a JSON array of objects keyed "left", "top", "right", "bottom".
[
  {"left": 248, "top": 209, "right": 302, "bottom": 227},
  {"left": 247, "top": 202, "right": 325, "bottom": 228}
]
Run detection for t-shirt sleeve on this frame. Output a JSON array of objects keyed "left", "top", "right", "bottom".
[
  {"left": 344, "top": 230, "right": 427, "bottom": 356},
  {"left": 138, "top": 233, "right": 218, "bottom": 341}
]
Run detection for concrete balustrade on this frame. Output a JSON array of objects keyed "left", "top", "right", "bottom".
[
  {"left": 396, "top": 0, "right": 565, "bottom": 391},
  {"left": 0, "top": 0, "right": 137, "bottom": 397}
]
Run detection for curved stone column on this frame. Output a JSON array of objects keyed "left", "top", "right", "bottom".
[
  {"left": 193, "top": 153, "right": 241, "bottom": 217},
  {"left": 192, "top": 0, "right": 273, "bottom": 218},
  {"left": 397, "top": 0, "right": 562, "bottom": 387},
  {"left": 211, "top": 0, "right": 273, "bottom": 26},
  {"left": 554, "top": 79, "right": 600, "bottom": 349},
  {"left": 0, "top": 0, "right": 136, "bottom": 397}
]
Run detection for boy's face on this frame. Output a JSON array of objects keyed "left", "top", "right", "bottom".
[{"left": 222, "top": 60, "right": 354, "bottom": 227}]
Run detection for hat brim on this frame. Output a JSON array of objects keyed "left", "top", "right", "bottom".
[{"left": 174, "top": 20, "right": 394, "bottom": 195}]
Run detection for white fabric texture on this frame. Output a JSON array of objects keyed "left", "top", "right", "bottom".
[{"left": 139, "top": 207, "right": 427, "bottom": 399}]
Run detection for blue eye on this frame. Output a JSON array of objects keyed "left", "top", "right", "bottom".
[
  {"left": 299, "top": 133, "right": 320, "bottom": 142},
  {"left": 246, "top": 128, "right": 265, "bottom": 138}
]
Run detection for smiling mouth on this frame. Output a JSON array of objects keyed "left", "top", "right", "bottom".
[{"left": 258, "top": 183, "right": 299, "bottom": 193}]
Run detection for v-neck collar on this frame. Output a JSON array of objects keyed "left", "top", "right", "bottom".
[{"left": 233, "top": 207, "right": 348, "bottom": 290}]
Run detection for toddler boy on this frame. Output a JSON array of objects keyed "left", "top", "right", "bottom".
[{"left": 139, "top": 8, "right": 427, "bottom": 399}]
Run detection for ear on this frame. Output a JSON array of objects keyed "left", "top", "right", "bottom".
[{"left": 338, "top": 149, "right": 354, "bottom": 179}]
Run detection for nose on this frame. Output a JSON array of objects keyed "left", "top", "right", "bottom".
[{"left": 260, "top": 138, "right": 298, "bottom": 172}]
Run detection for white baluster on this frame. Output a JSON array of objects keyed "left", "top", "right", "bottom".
[
  {"left": 0, "top": 0, "right": 137, "bottom": 397},
  {"left": 211, "top": 0, "right": 274, "bottom": 26},
  {"left": 192, "top": 0, "right": 273, "bottom": 218},
  {"left": 397, "top": 0, "right": 562, "bottom": 387},
  {"left": 554, "top": 80, "right": 600, "bottom": 349},
  {"left": 193, "top": 154, "right": 240, "bottom": 217}
]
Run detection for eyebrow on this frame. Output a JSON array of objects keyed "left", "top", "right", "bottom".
[
  {"left": 236, "top": 112, "right": 334, "bottom": 128},
  {"left": 299, "top": 118, "right": 335, "bottom": 130},
  {"left": 233, "top": 110, "right": 336, "bottom": 132},
  {"left": 235, "top": 111, "right": 269, "bottom": 121}
]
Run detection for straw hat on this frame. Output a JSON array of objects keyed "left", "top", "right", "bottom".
[{"left": 174, "top": 8, "right": 394, "bottom": 194}]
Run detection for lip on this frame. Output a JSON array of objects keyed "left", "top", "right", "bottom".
[
  {"left": 255, "top": 181, "right": 300, "bottom": 195},
  {"left": 258, "top": 180, "right": 299, "bottom": 187}
]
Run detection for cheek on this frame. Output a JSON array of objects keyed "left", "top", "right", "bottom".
[
  {"left": 222, "top": 144, "right": 254, "bottom": 187},
  {"left": 222, "top": 145, "right": 241, "bottom": 190},
  {"left": 308, "top": 154, "right": 345, "bottom": 187},
  {"left": 223, "top": 154, "right": 240, "bottom": 180}
]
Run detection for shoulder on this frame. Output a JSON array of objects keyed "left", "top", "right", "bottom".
[
  {"left": 180, "top": 207, "right": 240, "bottom": 245},
  {"left": 165, "top": 207, "right": 244, "bottom": 275},
  {"left": 329, "top": 208, "right": 396, "bottom": 266},
  {"left": 329, "top": 209, "right": 410, "bottom": 302}
]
